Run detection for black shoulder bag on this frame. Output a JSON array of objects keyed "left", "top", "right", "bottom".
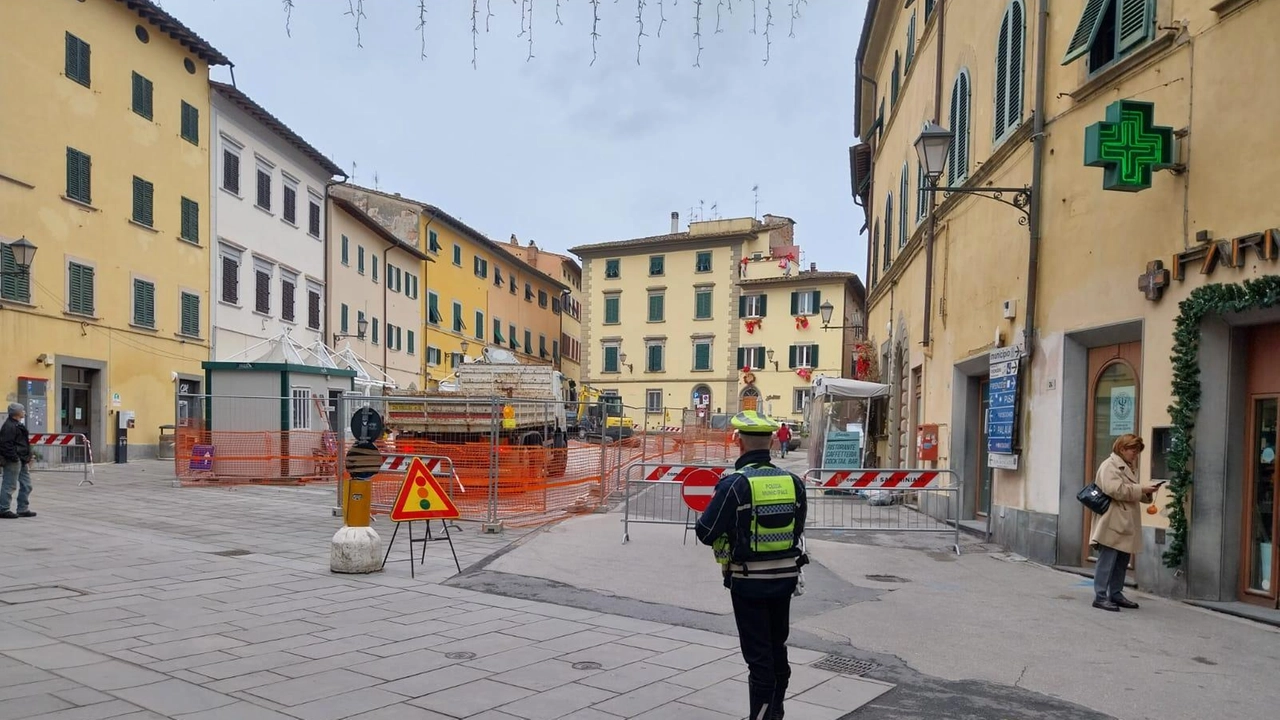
[{"left": 1076, "top": 482, "right": 1111, "bottom": 515}]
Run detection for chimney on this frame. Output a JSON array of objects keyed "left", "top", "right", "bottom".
[
  {"left": 509, "top": 233, "right": 519, "bottom": 246},
  {"left": 809, "top": 262, "right": 817, "bottom": 272},
  {"left": 528, "top": 238, "right": 537, "bottom": 248},
  {"left": 670, "top": 211, "right": 679, "bottom": 233}
]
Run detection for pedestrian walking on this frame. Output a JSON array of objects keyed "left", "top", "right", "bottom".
[
  {"left": 696, "top": 410, "right": 808, "bottom": 720},
  {"left": 1089, "top": 433, "right": 1158, "bottom": 611},
  {"left": 0, "top": 403, "right": 36, "bottom": 519},
  {"left": 776, "top": 423, "right": 792, "bottom": 459}
]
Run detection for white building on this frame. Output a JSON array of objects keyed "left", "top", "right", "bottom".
[{"left": 209, "top": 81, "right": 345, "bottom": 361}]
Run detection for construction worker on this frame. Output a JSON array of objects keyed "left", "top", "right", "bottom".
[{"left": 696, "top": 410, "right": 808, "bottom": 720}]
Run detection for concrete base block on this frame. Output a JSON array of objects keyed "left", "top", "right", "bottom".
[
  {"left": 330, "top": 525, "right": 383, "bottom": 574},
  {"left": 482, "top": 521, "right": 505, "bottom": 534}
]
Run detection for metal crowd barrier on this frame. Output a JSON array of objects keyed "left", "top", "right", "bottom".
[
  {"left": 621, "top": 462, "right": 732, "bottom": 543},
  {"left": 803, "top": 467, "right": 962, "bottom": 555},
  {"left": 29, "top": 433, "right": 94, "bottom": 487}
]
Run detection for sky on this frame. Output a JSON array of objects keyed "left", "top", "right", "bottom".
[{"left": 162, "top": 0, "right": 867, "bottom": 277}]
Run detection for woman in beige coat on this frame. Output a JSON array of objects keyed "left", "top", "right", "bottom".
[{"left": 1090, "top": 434, "right": 1161, "bottom": 611}]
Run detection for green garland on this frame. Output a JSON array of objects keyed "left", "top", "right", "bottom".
[{"left": 1164, "top": 275, "right": 1280, "bottom": 568}]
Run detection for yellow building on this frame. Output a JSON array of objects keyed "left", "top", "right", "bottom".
[
  {"left": 483, "top": 236, "right": 569, "bottom": 370},
  {"left": 503, "top": 237, "right": 584, "bottom": 385},
  {"left": 0, "top": 0, "right": 229, "bottom": 456},
  {"left": 856, "top": 0, "right": 1280, "bottom": 603},
  {"left": 572, "top": 213, "right": 863, "bottom": 428}
]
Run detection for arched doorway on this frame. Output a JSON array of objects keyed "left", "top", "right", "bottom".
[
  {"left": 692, "top": 385, "right": 712, "bottom": 425},
  {"left": 1083, "top": 343, "right": 1141, "bottom": 564},
  {"left": 741, "top": 386, "right": 761, "bottom": 412}
]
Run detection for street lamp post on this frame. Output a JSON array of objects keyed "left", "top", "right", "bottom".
[
  {"left": 0, "top": 237, "right": 37, "bottom": 277},
  {"left": 332, "top": 315, "right": 369, "bottom": 348},
  {"left": 817, "top": 300, "right": 865, "bottom": 337},
  {"left": 618, "top": 351, "right": 633, "bottom": 374}
]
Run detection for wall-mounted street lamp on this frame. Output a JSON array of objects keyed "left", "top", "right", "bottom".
[
  {"left": 332, "top": 315, "right": 369, "bottom": 347},
  {"left": 818, "top": 300, "right": 865, "bottom": 337},
  {"left": 766, "top": 349, "right": 780, "bottom": 371},
  {"left": 0, "top": 237, "right": 37, "bottom": 277},
  {"left": 618, "top": 351, "right": 634, "bottom": 374}
]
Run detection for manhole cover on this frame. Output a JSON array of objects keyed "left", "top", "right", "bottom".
[
  {"left": 209, "top": 549, "right": 253, "bottom": 557},
  {"left": 445, "top": 651, "right": 477, "bottom": 660},
  {"left": 0, "top": 585, "right": 87, "bottom": 605},
  {"left": 864, "top": 574, "right": 910, "bottom": 583},
  {"left": 811, "top": 655, "right": 879, "bottom": 676},
  {"left": 572, "top": 662, "right": 603, "bottom": 671}
]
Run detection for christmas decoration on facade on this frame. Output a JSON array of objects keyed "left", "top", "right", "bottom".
[
  {"left": 794, "top": 316, "right": 810, "bottom": 330},
  {"left": 744, "top": 318, "right": 763, "bottom": 334}
]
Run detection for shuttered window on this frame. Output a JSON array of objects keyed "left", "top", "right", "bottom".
[
  {"left": 603, "top": 346, "right": 619, "bottom": 373},
  {"left": 1063, "top": 0, "right": 1109, "bottom": 64},
  {"left": 890, "top": 52, "right": 901, "bottom": 107},
  {"left": 68, "top": 262, "right": 95, "bottom": 316},
  {"left": 221, "top": 255, "right": 239, "bottom": 304},
  {"left": 695, "top": 251, "right": 712, "bottom": 272},
  {"left": 132, "top": 279, "right": 155, "bottom": 327},
  {"left": 509, "top": 324, "right": 518, "bottom": 350},
  {"left": 372, "top": 318, "right": 379, "bottom": 345},
  {"left": 946, "top": 70, "right": 971, "bottom": 186},
  {"left": 180, "top": 197, "right": 199, "bottom": 243},
  {"left": 131, "top": 72, "right": 153, "bottom": 120},
  {"left": 1116, "top": 0, "right": 1154, "bottom": 54},
  {"left": 646, "top": 343, "right": 664, "bottom": 372},
  {"left": 308, "top": 287, "right": 321, "bottom": 329},
  {"left": 65, "top": 33, "right": 90, "bottom": 87},
  {"left": 475, "top": 310, "right": 485, "bottom": 340},
  {"left": 994, "top": 1, "right": 1026, "bottom": 141},
  {"left": 648, "top": 293, "right": 664, "bottom": 322},
  {"left": 899, "top": 167, "right": 909, "bottom": 248},
  {"left": 222, "top": 149, "right": 240, "bottom": 194},
  {"left": 181, "top": 101, "right": 199, "bottom": 144},
  {"left": 256, "top": 167, "right": 271, "bottom": 210},
  {"left": 453, "top": 301, "right": 464, "bottom": 332},
  {"left": 428, "top": 293, "right": 441, "bottom": 324},
  {"left": 283, "top": 184, "right": 297, "bottom": 224},
  {"left": 308, "top": 199, "right": 321, "bottom": 237},
  {"left": 789, "top": 344, "right": 819, "bottom": 369},
  {"left": 66, "top": 147, "right": 91, "bottom": 203},
  {"left": 916, "top": 163, "right": 928, "bottom": 221},
  {"left": 791, "top": 290, "right": 821, "bottom": 316},
  {"left": 605, "top": 259, "right": 620, "bottom": 278},
  {"left": 525, "top": 330, "right": 533, "bottom": 355},
  {"left": 693, "top": 341, "right": 712, "bottom": 371},
  {"left": 340, "top": 304, "right": 349, "bottom": 333},
  {"left": 428, "top": 230, "right": 440, "bottom": 253},
  {"left": 180, "top": 292, "right": 200, "bottom": 337},
  {"left": 649, "top": 255, "right": 664, "bottom": 276},
  {"left": 871, "top": 221, "right": 880, "bottom": 285},
  {"left": 604, "top": 296, "right": 620, "bottom": 324},
  {"left": 407, "top": 330, "right": 416, "bottom": 355},
  {"left": 0, "top": 244, "right": 31, "bottom": 303},
  {"left": 695, "top": 289, "right": 713, "bottom": 319},
  {"left": 493, "top": 319, "right": 504, "bottom": 343},
  {"left": 255, "top": 267, "right": 271, "bottom": 314},
  {"left": 881, "top": 215, "right": 891, "bottom": 271},
  {"left": 884, "top": 193, "right": 894, "bottom": 255},
  {"left": 132, "top": 176, "right": 154, "bottom": 227},
  {"left": 905, "top": 10, "right": 917, "bottom": 69},
  {"left": 281, "top": 275, "right": 296, "bottom": 322}
]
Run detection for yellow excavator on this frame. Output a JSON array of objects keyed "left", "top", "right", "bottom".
[{"left": 572, "top": 385, "right": 634, "bottom": 442}]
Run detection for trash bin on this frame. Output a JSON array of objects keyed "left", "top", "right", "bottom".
[{"left": 157, "top": 424, "right": 176, "bottom": 460}]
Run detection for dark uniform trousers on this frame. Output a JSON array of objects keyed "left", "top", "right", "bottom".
[{"left": 732, "top": 591, "right": 792, "bottom": 719}]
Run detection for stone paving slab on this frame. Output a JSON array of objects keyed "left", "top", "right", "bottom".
[{"left": 0, "top": 461, "right": 893, "bottom": 719}]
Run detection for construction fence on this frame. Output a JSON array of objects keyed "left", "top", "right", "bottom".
[{"left": 171, "top": 393, "right": 735, "bottom": 528}]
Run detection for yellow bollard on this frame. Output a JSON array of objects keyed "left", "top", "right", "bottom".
[{"left": 344, "top": 474, "right": 373, "bottom": 527}]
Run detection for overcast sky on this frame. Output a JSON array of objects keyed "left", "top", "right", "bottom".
[{"left": 164, "top": 0, "right": 866, "bottom": 276}]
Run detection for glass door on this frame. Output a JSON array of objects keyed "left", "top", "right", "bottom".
[
  {"left": 1244, "top": 397, "right": 1278, "bottom": 605},
  {"left": 1083, "top": 351, "right": 1140, "bottom": 564}
]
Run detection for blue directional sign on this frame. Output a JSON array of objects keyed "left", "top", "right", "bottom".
[{"left": 987, "top": 347, "right": 1021, "bottom": 457}]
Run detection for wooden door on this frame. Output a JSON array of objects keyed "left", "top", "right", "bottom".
[
  {"left": 1242, "top": 324, "right": 1280, "bottom": 606},
  {"left": 1082, "top": 342, "right": 1142, "bottom": 564}
]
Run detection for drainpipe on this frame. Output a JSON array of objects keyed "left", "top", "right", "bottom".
[
  {"left": 420, "top": 209, "right": 440, "bottom": 385},
  {"left": 922, "top": 0, "right": 946, "bottom": 348},
  {"left": 1024, "top": 0, "right": 1049, "bottom": 357},
  {"left": 383, "top": 244, "right": 392, "bottom": 386}
]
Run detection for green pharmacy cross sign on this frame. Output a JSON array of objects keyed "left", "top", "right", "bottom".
[{"left": 1084, "top": 100, "right": 1174, "bottom": 192}]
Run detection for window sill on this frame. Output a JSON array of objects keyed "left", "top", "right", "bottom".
[
  {"left": 252, "top": 310, "right": 272, "bottom": 319},
  {"left": 175, "top": 333, "right": 204, "bottom": 342},
  {"left": 1068, "top": 31, "right": 1179, "bottom": 105},
  {"left": 220, "top": 187, "right": 242, "bottom": 200},
  {"left": 129, "top": 323, "right": 158, "bottom": 333},
  {"left": 604, "top": 275, "right": 621, "bottom": 280},
  {"left": 128, "top": 219, "right": 159, "bottom": 233},
  {"left": 254, "top": 204, "right": 274, "bottom": 217},
  {"left": 691, "top": 368, "right": 714, "bottom": 373},
  {"left": 281, "top": 217, "right": 298, "bottom": 229},
  {"left": 308, "top": 232, "right": 320, "bottom": 240},
  {"left": 61, "top": 195, "right": 98, "bottom": 211},
  {"left": 64, "top": 311, "right": 98, "bottom": 321},
  {"left": 0, "top": 297, "right": 35, "bottom": 308},
  {"left": 218, "top": 300, "right": 241, "bottom": 309},
  {"left": 177, "top": 236, "right": 201, "bottom": 247}
]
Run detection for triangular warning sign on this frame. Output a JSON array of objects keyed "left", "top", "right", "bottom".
[{"left": 389, "top": 457, "right": 460, "bottom": 522}]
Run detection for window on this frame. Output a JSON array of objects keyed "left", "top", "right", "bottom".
[
  {"left": 695, "top": 288, "right": 713, "bottom": 319},
  {"left": 451, "top": 352, "right": 464, "bottom": 369},
  {"left": 340, "top": 303, "right": 349, "bottom": 333},
  {"left": 452, "top": 244, "right": 462, "bottom": 266},
  {"left": 341, "top": 235, "right": 349, "bottom": 265},
  {"left": 646, "top": 390, "right": 663, "bottom": 413},
  {"left": 739, "top": 294, "right": 767, "bottom": 318},
  {"left": 737, "top": 346, "right": 766, "bottom": 371},
  {"left": 307, "top": 283, "right": 321, "bottom": 329},
  {"left": 695, "top": 251, "right": 712, "bottom": 272},
  {"left": 180, "top": 197, "right": 199, "bottom": 243},
  {"left": 290, "top": 388, "right": 311, "bottom": 430},
  {"left": 131, "top": 278, "right": 155, "bottom": 327},
  {"left": 493, "top": 318, "right": 504, "bottom": 343},
  {"left": 1, "top": 243, "right": 32, "bottom": 303},
  {"left": 65, "top": 147, "right": 91, "bottom": 204},
  {"left": 791, "top": 290, "right": 820, "bottom": 316},
  {"left": 64, "top": 33, "right": 90, "bottom": 87},
  {"left": 524, "top": 330, "right": 533, "bottom": 355},
  {"left": 539, "top": 334, "right": 547, "bottom": 358},
  {"left": 905, "top": 10, "right": 917, "bottom": 69},
  {"left": 1064, "top": 0, "right": 1152, "bottom": 72},
  {"left": 648, "top": 292, "right": 664, "bottom": 322},
  {"left": 899, "top": 167, "right": 909, "bottom": 248},
  {"left": 604, "top": 295, "right": 620, "bottom": 324},
  {"left": 428, "top": 230, "right": 440, "bottom": 253},
  {"left": 358, "top": 246, "right": 366, "bottom": 274},
  {"left": 649, "top": 255, "right": 665, "bottom": 276},
  {"left": 67, "top": 262, "right": 94, "bottom": 316},
  {"left": 603, "top": 345, "right": 620, "bottom": 373},
  {"left": 280, "top": 271, "right": 297, "bottom": 322},
  {"left": 132, "top": 176, "right": 154, "bottom": 227},
  {"left": 475, "top": 310, "right": 485, "bottom": 341},
  {"left": 473, "top": 256, "right": 488, "bottom": 279},
  {"left": 494, "top": 267, "right": 503, "bottom": 287},
  {"left": 372, "top": 254, "right": 379, "bottom": 283},
  {"left": 871, "top": 221, "right": 881, "bottom": 285},
  {"left": 407, "top": 330, "right": 416, "bottom": 355},
  {"left": 525, "top": 283, "right": 534, "bottom": 302},
  {"left": 789, "top": 343, "right": 819, "bottom": 369},
  {"left": 357, "top": 310, "right": 365, "bottom": 337},
  {"left": 428, "top": 292, "right": 441, "bottom": 324},
  {"left": 452, "top": 301, "right": 464, "bottom": 332},
  {"left": 552, "top": 297, "right": 562, "bottom": 314},
  {"left": 254, "top": 261, "right": 272, "bottom": 314},
  {"left": 995, "top": 0, "right": 1026, "bottom": 141},
  {"left": 510, "top": 273, "right": 518, "bottom": 295},
  {"left": 605, "top": 259, "right": 621, "bottom": 279},
  {"left": 282, "top": 181, "right": 298, "bottom": 224},
  {"left": 891, "top": 51, "right": 901, "bottom": 107},
  {"left": 222, "top": 146, "right": 240, "bottom": 194},
  {"left": 693, "top": 340, "right": 712, "bottom": 371},
  {"left": 405, "top": 273, "right": 418, "bottom": 299},
  {"left": 387, "top": 265, "right": 398, "bottom": 293},
  {"left": 881, "top": 214, "right": 892, "bottom": 271},
  {"left": 180, "top": 101, "right": 199, "bottom": 144},
  {"left": 131, "top": 72, "right": 153, "bottom": 120},
  {"left": 646, "top": 342, "right": 664, "bottom": 372},
  {"left": 926, "top": 0, "right": 937, "bottom": 16},
  {"left": 884, "top": 192, "right": 894, "bottom": 253},
  {"left": 371, "top": 317, "right": 379, "bottom": 345},
  {"left": 427, "top": 346, "right": 441, "bottom": 365},
  {"left": 538, "top": 290, "right": 548, "bottom": 308},
  {"left": 180, "top": 292, "right": 200, "bottom": 337},
  {"left": 917, "top": 163, "right": 928, "bottom": 221},
  {"left": 256, "top": 165, "right": 272, "bottom": 211},
  {"left": 220, "top": 250, "right": 239, "bottom": 304},
  {"left": 509, "top": 324, "right": 518, "bottom": 350},
  {"left": 308, "top": 196, "right": 321, "bottom": 238},
  {"left": 552, "top": 340, "right": 559, "bottom": 362},
  {"left": 794, "top": 388, "right": 812, "bottom": 414},
  {"left": 386, "top": 324, "right": 396, "bottom": 350},
  {"left": 946, "top": 70, "right": 972, "bottom": 186}
]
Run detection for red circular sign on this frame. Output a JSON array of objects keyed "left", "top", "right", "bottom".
[{"left": 681, "top": 468, "right": 722, "bottom": 512}]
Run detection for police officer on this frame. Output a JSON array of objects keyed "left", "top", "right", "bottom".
[{"left": 696, "top": 410, "right": 808, "bottom": 720}]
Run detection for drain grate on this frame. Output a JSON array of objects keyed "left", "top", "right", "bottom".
[
  {"left": 209, "top": 549, "right": 253, "bottom": 557},
  {"left": 811, "top": 655, "right": 879, "bottom": 677},
  {"left": 572, "top": 661, "right": 603, "bottom": 671},
  {"left": 445, "top": 651, "right": 477, "bottom": 660}
]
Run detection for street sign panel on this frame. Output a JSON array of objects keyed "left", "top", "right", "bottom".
[
  {"left": 345, "top": 441, "right": 383, "bottom": 480},
  {"left": 680, "top": 468, "right": 723, "bottom": 512},
  {"left": 987, "top": 346, "right": 1021, "bottom": 463},
  {"left": 350, "top": 407, "right": 384, "bottom": 443}
]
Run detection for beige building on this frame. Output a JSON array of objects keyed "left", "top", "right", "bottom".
[
  {"left": 504, "top": 237, "right": 584, "bottom": 386},
  {"left": 572, "top": 214, "right": 863, "bottom": 428},
  {"left": 855, "top": 0, "right": 1280, "bottom": 605}
]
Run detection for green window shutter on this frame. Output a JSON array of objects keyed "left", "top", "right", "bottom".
[
  {"left": 493, "top": 319, "right": 502, "bottom": 341},
  {"left": 604, "top": 297, "right": 619, "bottom": 324},
  {"left": 604, "top": 346, "right": 618, "bottom": 372},
  {"left": 65, "top": 33, "right": 90, "bottom": 86},
  {"left": 453, "top": 245, "right": 461, "bottom": 265},
  {"left": 372, "top": 318, "right": 379, "bottom": 344},
  {"left": 340, "top": 303, "right": 349, "bottom": 332},
  {"left": 695, "top": 343, "right": 710, "bottom": 370},
  {"left": 510, "top": 325, "right": 517, "bottom": 349},
  {"left": 995, "top": 13, "right": 1010, "bottom": 135},
  {"left": 181, "top": 102, "right": 200, "bottom": 144},
  {"left": 475, "top": 311, "right": 484, "bottom": 340},
  {"left": 812, "top": 344, "right": 820, "bottom": 368},
  {"left": 738, "top": 296, "right": 746, "bottom": 318},
  {"left": 180, "top": 197, "right": 199, "bottom": 242},
  {"left": 408, "top": 330, "right": 416, "bottom": 354},
  {"left": 133, "top": 279, "right": 155, "bottom": 327},
  {"left": 759, "top": 294, "right": 768, "bottom": 317},
  {"left": 66, "top": 148, "right": 91, "bottom": 203},
  {"left": 69, "top": 263, "right": 94, "bottom": 315},
  {"left": 1062, "top": 0, "right": 1108, "bottom": 64},
  {"left": 1117, "top": 0, "right": 1152, "bottom": 53},
  {"left": 341, "top": 236, "right": 349, "bottom": 265},
  {"left": 131, "top": 72, "right": 153, "bottom": 119},
  {"left": 180, "top": 292, "right": 200, "bottom": 336},
  {"left": 132, "top": 177, "right": 153, "bottom": 226},
  {"left": 737, "top": 347, "right": 745, "bottom": 369},
  {"left": 788, "top": 345, "right": 797, "bottom": 369},
  {"left": 1, "top": 244, "right": 30, "bottom": 303},
  {"left": 811, "top": 290, "right": 821, "bottom": 313},
  {"left": 790, "top": 291, "right": 798, "bottom": 316},
  {"left": 648, "top": 294, "right": 663, "bottom": 322},
  {"left": 695, "top": 291, "right": 711, "bottom": 319}
]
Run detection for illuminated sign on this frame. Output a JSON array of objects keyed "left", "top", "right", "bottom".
[{"left": 1084, "top": 100, "right": 1174, "bottom": 192}]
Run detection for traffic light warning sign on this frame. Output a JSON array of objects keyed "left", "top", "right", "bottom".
[{"left": 389, "top": 457, "right": 460, "bottom": 522}]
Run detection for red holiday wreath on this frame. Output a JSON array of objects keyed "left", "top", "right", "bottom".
[
  {"left": 794, "top": 316, "right": 810, "bottom": 330},
  {"left": 744, "top": 318, "right": 763, "bottom": 334}
]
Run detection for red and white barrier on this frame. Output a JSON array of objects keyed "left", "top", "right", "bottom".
[
  {"left": 644, "top": 464, "right": 729, "bottom": 483},
  {"left": 29, "top": 433, "right": 85, "bottom": 446},
  {"left": 812, "top": 469, "right": 942, "bottom": 489}
]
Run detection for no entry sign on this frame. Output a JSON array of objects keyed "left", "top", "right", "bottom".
[{"left": 681, "top": 468, "right": 724, "bottom": 512}]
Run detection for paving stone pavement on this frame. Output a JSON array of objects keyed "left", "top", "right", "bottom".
[{"left": 0, "top": 460, "right": 893, "bottom": 719}]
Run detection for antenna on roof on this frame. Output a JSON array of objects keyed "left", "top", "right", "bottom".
[
  {"left": 351, "top": 161, "right": 357, "bottom": 183},
  {"left": 373, "top": 172, "right": 380, "bottom": 191},
  {"left": 752, "top": 185, "right": 760, "bottom": 219},
  {"left": 711, "top": 202, "right": 718, "bottom": 220}
]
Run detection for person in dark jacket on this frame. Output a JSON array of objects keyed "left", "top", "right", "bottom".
[
  {"left": 0, "top": 403, "right": 35, "bottom": 519},
  {"left": 697, "top": 410, "right": 808, "bottom": 720}
]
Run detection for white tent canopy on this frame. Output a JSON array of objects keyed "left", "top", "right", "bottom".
[
  {"left": 811, "top": 376, "right": 891, "bottom": 399},
  {"left": 309, "top": 342, "right": 398, "bottom": 392}
]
